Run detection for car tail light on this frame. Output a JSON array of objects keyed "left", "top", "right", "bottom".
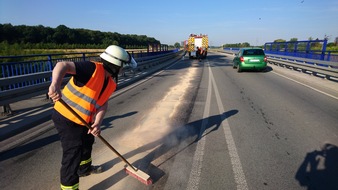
[
  {"left": 264, "top": 56, "right": 267, "bottom": 62},
  {"left": 240, "top": 57, "right": 244, "bottom": 62}
]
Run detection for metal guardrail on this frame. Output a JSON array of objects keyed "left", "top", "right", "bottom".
[
  {"left": 219, "top": 49, "right": 338, "bottom": 82},
  {"left": 265, "top": 50, "right": 338, "bottom": 62},
  {"left": 266, "top": 54, "right": 338, "bottom": 81},
  {"left": 221, "top": 49, "right": 237, "bottom": 55},
  {"left": 0, "top": 50, "right": 181, "bottom": 114}
]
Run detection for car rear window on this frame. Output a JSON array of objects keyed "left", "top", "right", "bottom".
[{"left": 243, "top": 49, "right": 265, "bottom": 56}]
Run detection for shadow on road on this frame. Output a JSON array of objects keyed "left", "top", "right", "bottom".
[
  {"left": 295, "top": 143, "right": 338, "bottom": 190},
  {"left": 0, "top": 111, "right": 138, "bottom": 161},
  {"left": 0, "top": 133, "right": 60, "bottom": 161},
  {"left": 101, "top": 111, "right": 138, "bottom": 131},
  {"left": 88, "top": 109, "right": 239, "bottom": 189}
]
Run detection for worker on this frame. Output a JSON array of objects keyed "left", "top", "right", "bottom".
[
  {"left": 196, "top": 46, "right": 200, "bottom": 60},
  {"left": 199, "top": 47, "right": 204, "bottom": 60},
  {"left": 48, "top": 45, "right": 131, "bottom": 190}
]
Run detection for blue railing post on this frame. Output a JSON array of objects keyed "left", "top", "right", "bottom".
[
  {"left": 294, "top": 43, "right": 298, "bottom": 53},
  {"left": 47, "top": 55, "right": 53, "bottom": 83},
  {"left": 5, "top": 64, "right": 10, "bottom": 79},
  {"left": 287, "top": 42, "right": 291, "bottom": 53},
  {"left": 47, "top": 55, "right": 53, "bottom": 70},
  {"left": 82, "top": 53, "right": 86, "bottom": 61},
  {"left": 321, "top": 39, "right": 327, "bottom": 61}
]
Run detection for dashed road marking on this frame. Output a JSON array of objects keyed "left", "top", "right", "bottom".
[{"left": 187, "top": 61, "right": 248, "bottom": 190}]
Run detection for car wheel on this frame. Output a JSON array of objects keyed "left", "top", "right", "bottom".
[
  {"left": 233, "top": 60, "right": 238, "bottom": 69},
  {"left": 237, "top": 65, "right": 242, "bottom": 72}
]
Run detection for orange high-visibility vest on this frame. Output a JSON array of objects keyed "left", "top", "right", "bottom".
[{"left": 54, "top": 62, "right": 116, "bottom": 125}]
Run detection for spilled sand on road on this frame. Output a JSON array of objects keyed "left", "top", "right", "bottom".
[
  {"left": 80, "top": 65, "right": 198, "bottom": 189},
  {"left": 119, "top": 66, "right": 198, "bottom": 150}
]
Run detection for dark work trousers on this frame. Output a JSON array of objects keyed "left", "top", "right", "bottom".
[{"left": 52, "top": 109, "right": 94, "bottom": 188}]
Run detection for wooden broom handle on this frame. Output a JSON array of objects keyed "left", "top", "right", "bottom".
[{"left": 58, "top": 99, "right": 137, "bottom": 171}]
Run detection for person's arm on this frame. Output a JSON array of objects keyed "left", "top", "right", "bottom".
[
  {"left": 48, "top": 61, "right": 76, "bottom": 102},
  {"left": 89, "top": 102, "right": 108, "bottom": 137}
]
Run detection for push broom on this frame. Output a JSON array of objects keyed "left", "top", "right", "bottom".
[{"left": 58, "top": 99, "right": 152, "bottom": 185}]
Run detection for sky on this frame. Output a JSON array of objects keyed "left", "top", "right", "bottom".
[{"left": 1, "top": 0, "right": 338, "bottom": 46}]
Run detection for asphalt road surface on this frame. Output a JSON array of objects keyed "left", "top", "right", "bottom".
[{"left": 1, "top": 52, "right": 338, "bottom": 190}]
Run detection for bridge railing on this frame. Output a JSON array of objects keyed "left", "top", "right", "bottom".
[
  {"left": 221, "top": 48, "right": 338, "bottom": 81},
  {"left": 266, "top": 54, "right": 338, "bottom": 81},
  {"left": 264, "top": 50, "right": 338, "bottom": 62},
  {"left": 223, "top": 47, "right": 338, "bottom": 62},
  {"left": 0, "top": 49, "right": 180, "bottom": 114}
]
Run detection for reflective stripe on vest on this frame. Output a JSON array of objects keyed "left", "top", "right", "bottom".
[
  {"left": 62, "top": 83, "right": 101, "bottom": 117},
  {"left": 54, "top": 62, "right": 116, "bottom": 125},
  {"left": 61, "top": 183, "right": 79, "bottom": 190}
]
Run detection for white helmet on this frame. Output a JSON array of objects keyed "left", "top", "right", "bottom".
[{"left": 100, "top": 45, "right": 130, "bottom": 67}]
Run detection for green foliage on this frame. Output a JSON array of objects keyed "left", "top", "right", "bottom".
[
  {"left": 327, "top": 46, "right": 338, "bottom": 51},
  {"left": 274, "top": 39, "right": 286, "bottom": 43},
  {"left": 223, "top": 42, "right": 251, "bottom": 48},
  {"left": 0, "top": 41, "right": 101, "bottom": 56},
  {"left": 0, "top": 23, "right": 161, "bottom": 52}
]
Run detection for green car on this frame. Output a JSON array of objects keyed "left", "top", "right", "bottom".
[{"left": 233, "top": 48, "right": 267, "bottom": 72}]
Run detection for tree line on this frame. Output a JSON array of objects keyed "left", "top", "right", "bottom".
[
  {"left": 222, "top": 42, "right": 251, "bottom": 48},
  {"left": 0, "top": 23, "right": 161, "bottom": 49}
]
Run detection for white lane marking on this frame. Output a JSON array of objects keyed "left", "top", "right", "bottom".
[
  {"left": 272, "top": 71, "right": 338, "bottom": 100},
  {"left": 187, "top": 61, "right": 248, "bottom": 190},
  {"left": 186, "top": 62, "right": 212, "bottom": 190},
  {"left": 209, "top": 65, "right": 249, "bottom": 190}
]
